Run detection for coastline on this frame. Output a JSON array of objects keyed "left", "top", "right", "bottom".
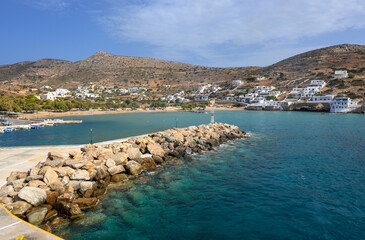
[{"left": 19, "top": 107, "right": 245, "bottom": 119}]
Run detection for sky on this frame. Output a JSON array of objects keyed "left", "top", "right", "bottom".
[{"left": 1, "top": 0, "right": 365, "bottom": 67}]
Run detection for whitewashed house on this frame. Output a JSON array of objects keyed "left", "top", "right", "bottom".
[
  {"left": 196, "top": 84, "right": 212, "bottom": 93},
  {"left": 119, "top": 89, "right": 129, "bottom": 94},
  {"left": 330, "top": 97, "right": 358, "bottom": 113},
  {"left": 195, "top": 95, "right": 210, "bottom": 101},
  {"left": 42, "top": 92, "right": 57, "bottom": 101},
  {"left": 286, "top": 88, "right": 302, "bottom": 100},
  {"left": 311, "top": 95, "right": 335, "bottom": 103},
  {"left": 40, "top": 85, "right": 52, "bottom": 90},
  {"left": 301, "top": 87, "right": 320, "bottom": 98},
  {"left": 129, "top": 87, "right": 139, "bottom": 92},
  {"left": 244, "top": 93, "right": 258, "bottom": 102},
  {"left": 232, "top": 80, "right": 243, "bottom": 86},
  {"left": 256, "top": 76, "right": 265, "bottom": 81},
  {"left": 167, "top": 95, "right": 176, "bottom": 102},
  {"left": 55, "top": 88, "right": 70, "bottom": 97},
  {"left": 334, "top": 70, "right": 348, "bottom": 79},
  {"left": 223, "top": 94, "right": 235, "bottom": 101},
  {"left": 211, "top": 87, "right": 222, "bottom": 93},
  {"left": 310, "top": 80, "right": 326, "bottom": 88}
]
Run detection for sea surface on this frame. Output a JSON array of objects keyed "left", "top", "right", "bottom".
[{"left": 2, "top": 111, "right": 365, "bottom": 239}]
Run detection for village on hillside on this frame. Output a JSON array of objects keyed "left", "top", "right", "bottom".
[{"left": 30, "top": 70, "right": 361, "bottom": 114}]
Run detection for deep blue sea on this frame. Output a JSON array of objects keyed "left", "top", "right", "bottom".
[{"left": 2, "top": 111, "right": 364, "bottom": 239}]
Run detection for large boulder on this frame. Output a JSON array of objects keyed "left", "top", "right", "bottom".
[
  {"left": 54, "top": 167, "right": 75, "bottom": 177},
  {"left": 126, "top": 146, "right": 142, "bottom": 159},
  {"left": 68, "top": 150, "right": 82, "bottom": 159},
  {"left": 44, "top": 158, "right": 65, "bottom": 168},
  {"left": 43, "top": 169, "right": 59, "bottom": 185},
  {"left": 48, "top": 152, "right": 65, "bottom": 161},
  {"left": 10, "top": 201, "right": 32, "bottom": 216},
  {"left": 108, "top": 165, "right": 126, "bottom": 176},
  {"left": 147, "top": 143, "right": 165, "bottom": 157},
  {"left": 7, "top": 172, "right": 27, "bottom": 185},
  {"left": 54, "top": 201, "right": 82, "bottom": 219},
  {"left": 73, "top": 197, "right": 99, "bottom": 210},
  {"left": 125, "top": 161, "right": 143, "bottom": 175},
  {"left": 70, "top": 170, "right": 90, "bottom": 180},
  {"left": 135, "top": 158, "right": 157, "bottom": 169},
  {"left": 46, "top": 191, "right": 59, "bottom": 205},
  {"left": 27, "top": 206, "right": 48, "bottom": 225},
  {"left": 29, "top": 167, "right": 40, "bottom": 176},
  {"left": 105, "top": 158, "right": 116, "bottom": 168},
  {"left": 80, "top": 181, "right": 96, "bottom": 193},
  {"left": 18, "top": 187, "right": 47, "bottom": 206},
  {"left": 111, "top": 174, "right": 128, "bottom": 183},
  {"left": 26, "top": 175, "right": 44, "bottom": 181},
  {"left": 12, "top": 178, "right": 25, "bottom": 192},
  {"left": 113, "top": 152, "right": 128, "bottom": 165},
  {"left": 28, "top": 180, "right": 47, "bottom": 188},
  {"left": 64, "top": 159, "right": 88, "bottom": 169},
  {"left": 95, "top": 166, "right": 109, "bottom": 180},
  {"left": 152, "top": 155, "right": 164, "bottom": 164}
]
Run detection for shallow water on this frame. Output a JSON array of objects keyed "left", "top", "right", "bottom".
[{"left": 4, "top": 111, "right": 365, "bottom": 239}]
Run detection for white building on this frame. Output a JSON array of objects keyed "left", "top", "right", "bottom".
[
  {"left": 254, "top": 86, "right": 275, "bottom": 92},
  {"left": 232, "top": 80, "right": 243, "bottom": 86},
  {"left": 330, "top": 97, "right": 358, "bottom": 113},
  {"left": 129, "top": 87, "right": 139, "bottom": 92},
  {"left": 250, "top": 97, "right": 266, "bottom": 104},
  {"left": 55, "top": 88, "right": 70, "bottom": 97},
  {"left": 244, "top": 93, "right": 258, "bottom": 102},
  {"left": 334, "top": 70, "right": 348, "bottom": 79},
  {"left": 310, "top": 80, "right": 326, "bottom": 88},
  {"left": 195, "top": 95, "right": 210, "bottom": 101},
  {"left": 311, "top": 95, "right": 335, "bottom": 103},
  {"left": 40, "top": 85, "right": 52, "bottom": 90},
  {"left": 42, "top": 92, "right": 58, "bottom": 101},
  {"left": 119, "top": 89, "right": 129, "bottom": 94},
  {"left": 286, "top": 88, "right": 302, "bottom": 100},
  {"left": 301, "top": 87, "right": 320, "bottom": 98},
  {"left": 211, "top": 87, "right": 222, "bottom": 93},
  {"left": 167, "top": 95, "right": 176, "bottom": 102},
  {"left": 223, "top": 94, "right": 235, "bottom": 101},
  {"left": 256, "top": 76, "right": 265, "bottom": 81},
  {"left": 196, "top": 84, "right": 212, "bottom": 93}
]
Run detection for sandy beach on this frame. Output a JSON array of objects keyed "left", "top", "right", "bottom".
[{"left": 19, "top": 106, "right": 244, "bottom": 119}]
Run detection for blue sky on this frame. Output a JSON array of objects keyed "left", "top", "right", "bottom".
[{"left": 1, "top": 0, "right": 365, "bottom": 67}]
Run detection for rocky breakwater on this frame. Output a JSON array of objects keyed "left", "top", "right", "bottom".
[{"left": 0, "top": 123, "right": 248, "bottom": 233}]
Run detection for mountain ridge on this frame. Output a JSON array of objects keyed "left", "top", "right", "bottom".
[{"left": 0, "top": 44, "right": 364, "bottom": 94}]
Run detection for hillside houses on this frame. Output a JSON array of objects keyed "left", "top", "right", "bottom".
[{"left": 334, "top": 70, "right": 348, "bottom": 79}]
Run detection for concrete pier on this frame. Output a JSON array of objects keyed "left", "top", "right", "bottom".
[{"left": 0, "top": 205, "right": 62, "bottom": 240}]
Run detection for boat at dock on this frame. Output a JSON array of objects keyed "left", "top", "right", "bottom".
[{"left": 0, "top": 118, "right": 82, "bottom": 133}]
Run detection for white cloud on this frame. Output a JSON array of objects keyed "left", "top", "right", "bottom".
[{"left": 100, "top": 0, "right": 365, "bottom": 66}]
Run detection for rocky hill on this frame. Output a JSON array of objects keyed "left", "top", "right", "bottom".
[
  {"left": 0, "top": 51, "right": 257, "bottom": 92},
  {"left": 0, "top": 44, "right": 364, "bottom": 98}
]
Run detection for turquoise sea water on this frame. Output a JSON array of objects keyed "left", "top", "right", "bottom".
[{"left": 2, "top": 111, "right": 365, "bottom": 239}]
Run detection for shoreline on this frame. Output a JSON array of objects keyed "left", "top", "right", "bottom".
[{"left": 18, "top": 107, "right": 244, "bottom": 119}]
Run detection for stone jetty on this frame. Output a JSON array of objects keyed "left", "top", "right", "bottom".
[{"left": 0, "top": 123, "right": 247, "bottom": 233}]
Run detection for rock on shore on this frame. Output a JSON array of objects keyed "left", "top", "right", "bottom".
[{"left": 0, "top": 123, "right": 248, "bottom": 232}]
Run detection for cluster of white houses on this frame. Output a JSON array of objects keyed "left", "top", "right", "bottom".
[{"left": 42, "top": 88, "right": 71, "bottom": 101}]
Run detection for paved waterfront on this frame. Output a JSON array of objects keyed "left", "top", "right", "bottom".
[
  {"left": 0, "top": 145, "right": 81, "bottom": 187},
  {"left": 0, "top": 205, "right": 62, "bottom": 240}
]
